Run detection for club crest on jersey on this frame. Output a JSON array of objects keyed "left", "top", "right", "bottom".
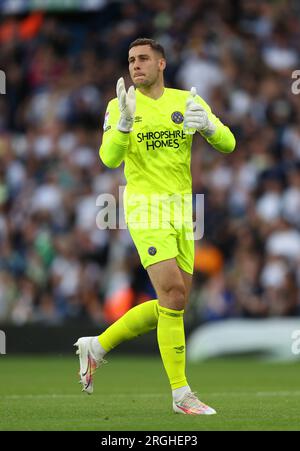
[
  {"left": 171, "top": 111, "right": 184, "bottom": 124},
  {"left": 148, "top": 246, "right": 157, "bottom": 256}
]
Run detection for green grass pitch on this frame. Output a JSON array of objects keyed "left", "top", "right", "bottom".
[{"left": 0, "top": 354, "right": 299, "bottom": 431}]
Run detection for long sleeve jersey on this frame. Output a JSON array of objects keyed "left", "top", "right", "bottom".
[{"left": 99, "top": 87, "right": 235, "bottom": 199}]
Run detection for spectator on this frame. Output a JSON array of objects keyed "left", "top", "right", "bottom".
[{"left": 0, "top": 1, "right": 299, "bottom": 325}]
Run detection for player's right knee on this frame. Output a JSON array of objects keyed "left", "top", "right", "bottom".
[{"left": 160, "top": 284, "right": 186, "bottom": 311}]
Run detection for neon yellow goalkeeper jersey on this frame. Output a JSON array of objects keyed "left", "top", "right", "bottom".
[{"left": 99, "top": 87, "right": 235, "bottom": 197}]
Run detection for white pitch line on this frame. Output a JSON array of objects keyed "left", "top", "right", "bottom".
[
  {"left": 0, "top": 394, "right": 165, "bottom": 400},
  {"left": 0, "top": 394, "right": 84, "bottom": 399},
  {"left": 1, "top": 391, "right": 300, "bottom": 400},
  {"left": 200, "top": 391, "right": 300, "bottom": 397}
]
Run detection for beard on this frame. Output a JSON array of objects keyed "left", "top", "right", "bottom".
[
  {"left": 134, "top": 79, "right": 151, "bottom": 88},
  {"left": 132, "top": 73, "right": 158, "bottom": 88}
]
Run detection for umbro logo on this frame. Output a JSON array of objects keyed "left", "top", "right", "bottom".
[
  {"left": 174, "top": 345, "right": 185, "bottom": 354},
  {"left": 134, "top": 116, "right": 142, "bottom": 123}
]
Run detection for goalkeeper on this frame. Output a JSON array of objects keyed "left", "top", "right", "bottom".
[{"left": 75, "top": 38, "right": 235, "bottom": 415}]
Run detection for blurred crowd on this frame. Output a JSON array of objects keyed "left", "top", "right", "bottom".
[{"left": 0, "top": 0, "right": 300, "bottom": 326}]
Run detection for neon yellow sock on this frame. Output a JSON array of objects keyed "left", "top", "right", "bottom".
[
  {"left": 98, "top": 299, "right": 158, "bottom": 352},
  {"left": 157, "top": 305, "right": 188, "bottom": 390}
]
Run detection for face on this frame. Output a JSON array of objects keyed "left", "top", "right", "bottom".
[{"left": 128, "top": 45, "right": 166, "bottom": 87}]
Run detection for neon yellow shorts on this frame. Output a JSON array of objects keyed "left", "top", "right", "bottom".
[
  {"left": 128, "top": 221, "right": 195, "bottom": 274},
  {"left": 123, "top": 190, "right": 195, "bottom": 274}
]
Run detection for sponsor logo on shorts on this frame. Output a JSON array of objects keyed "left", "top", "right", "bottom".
[
  {"left": 171, "top": 111, "right": 184, "bottom": 124},
  {"left": 148, "top": 246, "right": 157, "bottom": 256}
]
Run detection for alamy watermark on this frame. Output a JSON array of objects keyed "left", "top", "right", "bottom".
[
  {"left": 0, "top": 70, "right": 6, "bottom": 94},
  {"left": 291, "top": 70, "right": 300, "bottom": 95},
  {"left": 0, "top": 330, "right": 6, "bottom": 354},
  {"left": 96, "top": 186, "right": 204, "bottom": 240},
  {"left": 291, "top": 330, "right": 300, "bottom": 355}
]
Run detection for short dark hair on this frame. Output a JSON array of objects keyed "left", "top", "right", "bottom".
[{"left": 129, "top": 38, "right": 166, "bottom": 59}]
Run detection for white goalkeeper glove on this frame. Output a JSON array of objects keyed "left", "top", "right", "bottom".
[
  {"left": 116, "top": 77, "right": 136, "bottom": 133},
  {"left": 184, "top": 87, "right": 216, "bottom": 136}
]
